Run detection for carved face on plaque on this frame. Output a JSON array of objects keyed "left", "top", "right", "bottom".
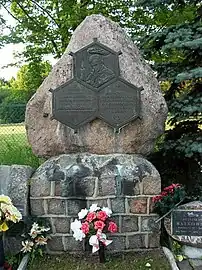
[{"left": 71, "top": 39, "right": 120, "bottom": 91}]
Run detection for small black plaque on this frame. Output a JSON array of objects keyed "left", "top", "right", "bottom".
[{"left": 172, "top": 210, "right": 202, "bottom": 236}]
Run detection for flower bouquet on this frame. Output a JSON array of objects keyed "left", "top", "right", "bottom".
[
  {"left": 0, "top": 195, "right": 22, "bottom": 269},
  {"left": 71, "top": 204, "right": 118, "bottom": 263},
  {"left": 21, "top": 222, "right": 50, "bottom": 262},
  {"left": 152, "top": 184, "right": 186, "bottom": 216}
]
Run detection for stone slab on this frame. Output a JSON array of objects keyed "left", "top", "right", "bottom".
[{"left": 25, "top": 14, "right": 167, "bottom": 158}]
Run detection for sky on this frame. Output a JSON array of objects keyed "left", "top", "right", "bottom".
[{"left": 0, "top": 8, "right": 56, "bottom": 80}]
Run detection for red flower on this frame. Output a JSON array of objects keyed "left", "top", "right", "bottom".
[
  {"left": 97, "top": 210, "right": 108, "bottom": 221},
  {"left": 163, "top": 184, "right": 181, "bottom": 193},
  {"left": 81, "top": 222, "right": 90, "bottom": 234},
  {"left": 108, "top": 221, "right": 118, "bottom": 233},
  {"left": 86, "top": 212, "right": 96, "bottom": 222},
  {"left": 94, "top": 220, "right": 105, "bottom": 231},
  {"left": 152, "top": 195, "right": 162, "bottom": 203},
  {"left": 4, "top": 262, "right": 12, "bottom": 270},
  {"left": 161, "top": 191, "right": 168, "bottom": 197}
]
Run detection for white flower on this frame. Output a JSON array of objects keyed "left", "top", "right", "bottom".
[
  {"left": 29, "top": 228, "right": 39, "bottom": 239},
  {"left": 89, "top": 204, "right": 100, "bottom": 212},
  {"left": 31, "top": 222, "right": 40, "bottom": 231},
  {"left": 102, "top": 207, "right": 112, "bottom": 217},
  {"left": 73, "top": 229, "right": 85, "bottom": 241},
  {"left": 0, "top": 195, "right": 12, "bottom": 205},
  {"left": 40, "top": 226, "right": 50, "bottom": 232},
  {"left": 70, "top": 219, "right": 82, "bottom": 232},
  {"left": 2, "top": 204, "right": 22, "bottom": 223},
  {"left": 78, "top": 208, "right": 88, "bottom": 219},
  {"left": 35, "top": 236, "right": 48, "bottom": 246},
  {"left": 21, "top": 240, "right": 34, "bottom": 253},
  {"left": 145, "top": 262, "right": 151, "bottom": 267}
]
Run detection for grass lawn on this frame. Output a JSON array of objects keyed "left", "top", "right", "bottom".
[
  {"left": 0, "top": 123, "right": 42, "bottom": 168},
  {"left": 28, "top": 251, "right": 171, "bottom": 270}
]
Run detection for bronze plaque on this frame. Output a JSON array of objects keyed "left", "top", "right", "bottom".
[
  {"left": 71, "top": 38, "right": 120, "bottom": 91},
  {"left": 51, "top": 38, "right": 143, "bottom": 130},
  {"left": 51, "top": 79, "right": 97, "bottom": 129},
  {"left": 98, "top": 78, "right": 141, "bottom": 128},
  {"left": 172, "top": 210, "right": 202, "bottom": 236}
]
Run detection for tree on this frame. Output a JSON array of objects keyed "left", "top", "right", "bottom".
[
  {"left": 132, "top": 0, "right": 202, "bottom": 197},
  {"left": 10, "top": 61, "right": 51, "bottom": 100},
  {"left": 0, "top": 0, "right": 135, "bottom": 61},
  {"left": 0, "top": 61, "right": 51, "bottom": 123}
]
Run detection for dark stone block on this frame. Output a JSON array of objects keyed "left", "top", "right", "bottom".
[
  {"left": 141, "top": 217, "right": 160, "bottom": 232},
  {"left": 128, "top": 235, "right": 146, "bottom": 249},
  {"left": 52, "top": 217, "right": 70, "bottom": 233},
  {"left": 30, "top": 199, "right": 45, "bottom": 216},
  {"left": 64, "top": 236, "right": 83, "bottom": 251},
  {"left": 148, "top": 233, "right": 160, "bottom": 248},
  {"left": 47, "top": 236, "right": 64, "bottom": 251},
  {"left": 47, "top": 199, "right": 66, "bottom": 215},
  {"left": 107, "top": 236, "right": 126, "bottom": 251},
  {"left": 87, "top": 199, "right": 108, "bottom": 209},
  {"left": 67, "top": 199, "right": 87, "bottom": 216},
  {"left": 122, "top": 216, "right": 138, "bottom": 232},
  {"left": 111, "top": 198, "right": 125, "bottom": 213},
  {"left": 98, "top": 176, "right": 116, "bottom": 196}
]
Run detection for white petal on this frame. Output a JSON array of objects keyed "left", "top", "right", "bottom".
[
  {"left": 70, "top": 219, "right": 82, "bottom": 232},
  {"left": 78, "top": 208, "right": 88, "bottom": 219},
  {"left": 73, "top": 229, "right": 85, "bottom": 241},
  {"left": 89, "top": 204, "right": 100, "bottom": 212}
]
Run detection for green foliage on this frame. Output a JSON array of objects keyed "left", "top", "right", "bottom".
[
  {"left": 10, "top": 61, "right": 51, "bottom": 99},
  {"left": 135, "top": 0, "right": 202, "bottom": 197},
  {"left": 0, "top": 0, "right": 135, "bottom": 61}
]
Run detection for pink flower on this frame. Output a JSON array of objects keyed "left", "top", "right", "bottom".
[
  {"left": 94, "top": 220, "right": 105, "bottom": 231},
  {"left": 108, "top": 222, "right": 118, "bottom": 233},
  {"left": 163, "top": 184, "right": 181, "bottom": 193},
  {"left": 86, "top": 212, "right": 96, "bottom": 222},
  {"left": 97, "top": 211, "right": 108, "bottom": 221},
  {"left": 161, "top": 191, "right": 168, "bottom": 197},
  {"left": 152, "top": 195, "right": 162, "bottom": 203},
  {"left": 81, "top": 222, "right": 89, "bottom": 234}
]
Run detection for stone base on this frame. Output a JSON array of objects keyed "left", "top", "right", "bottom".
[{"left": 30, "top": 153, "right": 161, "bottom": 253}]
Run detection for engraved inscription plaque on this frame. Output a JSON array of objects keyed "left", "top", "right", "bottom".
[
  {"left": 172, "top": 210, "right": 202, "bottom": 236},
  {"left": 51, "top": 38, "right": 143, "bottom": 130},
  {"left": 98, "top": 78, "right": 141, "bottom": 128},
  {"left": 51, "top": 79, "right": 97, "bottom": 129}
]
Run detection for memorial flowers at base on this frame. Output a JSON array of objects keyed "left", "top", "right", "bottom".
[
  {"left": 20, "top": 222, "right": 50, "bottom": 262},
  {"left": 152, "top": 184, "right": 186, "bottom": 216},
  {"left": 0, "top": 194, "right": 22, "bottom": 268},
  {"left": 0, "top": 195, "right": 22, "bottom": 233},
  {"left": 71, "top": 204, "right": 118, "bottom": 258}
]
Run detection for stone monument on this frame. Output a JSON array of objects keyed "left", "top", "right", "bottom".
[{"left": 26, "top": 14, "right": 168, "bottom": 253}]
